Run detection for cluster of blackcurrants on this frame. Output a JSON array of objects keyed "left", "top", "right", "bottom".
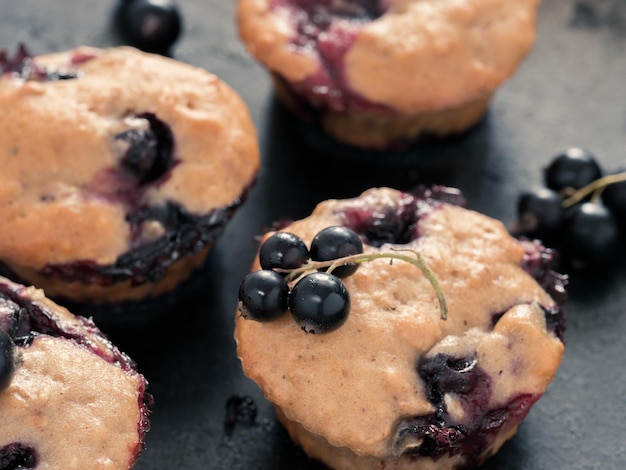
[
  {"left": 238, "top": 226, "right": 364, "bottom": 334},
  {"left": 515, "top": 147, "right": 626, "bottom": 267},
  {"left": 115, "top": 0, "right": 183, "bottom": 55}
]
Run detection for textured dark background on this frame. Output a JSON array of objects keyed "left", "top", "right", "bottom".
[{"left": 1, "top": 1, "right": 626, "bottom": 469}]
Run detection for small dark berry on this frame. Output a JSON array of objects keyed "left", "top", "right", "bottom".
[
  {"left": 289, "top": 272, "right": 350, "bottom": 334},
  {"left": 601, "top": 168, "right": 626, "bottom": 222},
  {"left": 544, "top": 147, "right": 603, "bottom": 191},
  {"left": 238, "top": 270, "right": 290, "bottom": 322},
  {"left": 310, "top": 226, "right": 363, "bottom": 278},
  {"left": 0, "top": 329, "right": 16, "bottom": 392},
  {"left": 224, "top": 394, "right": 258, "bottom": 436},
  {"left": 516, "top": 187, "right": 565, "bottom": 237},
  {"left": 563, "top": 201, "right": 620, "bottom": 266},
  {"left": 259, "top": 232, "right": 309, "bottom": 273},
  {"left": 116, "top": 0, "right": 183, "bottom": 54}
]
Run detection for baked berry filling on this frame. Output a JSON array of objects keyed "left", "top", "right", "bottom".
[
  {"left": 518, "top": 239, "right": 567, "bottom": 340},
  {"left": 340, "top": 187, "right": 465, "bottom": 247},
  {"left": 270, "top": 0, "right": 388, "bottom": 112},
  {"left": 85, "top": 113, "right": 176, "bottom": 206},
  {"left": 0, "top": 443, "right": 38, "bottom": 469},
  {"left": 36, "top": 197, "right": 246, "bottom": 287},
  {"left": 0, "top": 280, "right": 137, "bottom": 369},
  {"left": 115, "top": 113, "right": 175, "bottom": 186},
  {"left": 0, "top": 44, "right": 79, "bottom": 81},
  {"left": 520, "top": 239, "right": 568, "bottom": 306},
  {"left": 395, "top": 353, "right": 539, "bottom": 467}
]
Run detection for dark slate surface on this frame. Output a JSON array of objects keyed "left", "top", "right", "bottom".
[{"left": 1, "top": 1, "right": 626, "bottom": 469}]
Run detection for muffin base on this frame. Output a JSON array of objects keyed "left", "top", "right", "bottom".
[
  {"left": 273, "top": 75, "right": 491, "bottom": 151},
  {"left": 275, "top": 407, "right": 518, "bottom": 470}
]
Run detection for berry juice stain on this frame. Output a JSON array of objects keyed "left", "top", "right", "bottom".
[
  {"left": 341, "top": 186, "right": 465, "bottom": 248},
  {"left": 0, "top": 44, "right": 79, "bottom": 81},
  {"left": 269, "top": 0, "right": 387, "bottom": 112}
]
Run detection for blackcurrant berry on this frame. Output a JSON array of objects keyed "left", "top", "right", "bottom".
[
  {"left": 259, "top": 232, "right": 309, "bottom": 273},
  {"left": 544, "top": 147, "right": 603, "bottom": 191},
  {"left": 238, "top": 270, "right": 289, "bottom": 322},
  {"left": 601, "top": 168, "right": 626, "bottom": 222},
  {"left": 310, "top": 226, "right": 364, "bottom": 278},
  {"left": 224, "top": 394, "right": 257, "bottom": 435},
  {"left": 516, "top": 187, "right": 565, "bottom": 237},
  {"left": 289, "top": 272, "right": 350, "bottom": 334},
  {"left": 0, "top": 328, "right": 16, "bottom": 392},
  {"left": 116, "top": 0, "right": 183, "bottom": 54},
  {"left": 563, "top": 201, "right": 620, "bottom": 266}
]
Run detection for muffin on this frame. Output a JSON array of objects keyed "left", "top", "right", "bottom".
[
  {"left": 235, "top": 186, "right": 567, "bottom": 469},
  {"left": 0, "top": 45, "right": 260, "bottom": 304},
  {"left": 0, "top": 275, "right": 151, "bottom": 469},
  {"left": 237, "top": 0, "right": 539, "bottom": 150}
]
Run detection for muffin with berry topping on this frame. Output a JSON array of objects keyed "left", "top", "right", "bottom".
[
  {"left": 237, "top": 0, "right": 539, "bottom": 150},
  {"left": 235, "top": 186, "right": 566, "bottom": 469},
  {"left": 0, "top": 45, "right": 259, "bottom": 305},
  {"left": 0, "top": 275, "right": 151, "bottom": 469}
]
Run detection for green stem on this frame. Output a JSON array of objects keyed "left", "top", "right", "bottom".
[
  {"left": 562, "top": 172, "right": 626, "bottom": 208},
  {"left": 282, "top": 250, "right": 448, "bottom": 321}
]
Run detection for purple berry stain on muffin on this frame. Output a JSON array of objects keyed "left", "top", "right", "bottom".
[
  {"left": 519, "top": 239, "right": 567, "bottom": 340},
  {"left": 36, "top": 198, "right": 246, "bottom": 288},
  {"left": 270, "top": 0, "right": 387, "bottom": 112},
  {"left": 391, "top": 353, "right": 539, "bottom": 466},
  {"left": 341, "top": 186, "right": 466, "bottom": 247},
  {"left": 0, "top": 44, "right": 81, "bottom": 81}
]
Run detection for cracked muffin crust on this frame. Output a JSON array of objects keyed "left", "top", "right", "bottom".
[
  {"left": 235, "top": 187, "right": 566, "bottom": 469},
  {"left": 0, "top": 275, "right": 151, "bottom": 469},
  {"left": 0, "top": 45, "right": 260, "bottom": 304},
  {"left": 237, "top": 0, "right": 539, "bottom": 149}
]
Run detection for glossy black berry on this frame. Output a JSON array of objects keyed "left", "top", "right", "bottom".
[
  {"left": 0, "top": 328, "right": 16, "bottom": 392},
  {"left": 563, "top": 201, "right": 620, "bottom": 266},
  {"left": 238, "top": 270, "right": 289, "bottom": 322},
  {"left": 601, "top": 169, "right": 626, "bottom": 222},
  {"left": 259, "top": 232, "right": 309, "bottom": 273},
  {"left": 516, "top": 187, "right": 565, "bottom": 237},
  {"left": 289, "top": 272, "right": 350, "bottom": 334},
  {"left": 310, "top": 226, "right": 364, "bottom": 278},
  {"left": 116, "top": 0, "right": 183, "bottom": 54},
  {"left": 544, "top": 148, "right": 603, "bottom": 191}
]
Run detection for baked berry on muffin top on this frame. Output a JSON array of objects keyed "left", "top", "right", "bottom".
[
  {"left": 0, "top": 275, "right": 151, "bottom": 469},
  {"left": 0, "top": 45, "right": 260, "bottom": 304},
  {"left": 235, "top": 187, "right": 566, "bottom": 469}
]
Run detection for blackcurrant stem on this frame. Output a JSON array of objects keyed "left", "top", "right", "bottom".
[
  {"left": 562, "top": 172, "right": 626, "bottom": 208},
  {"left": 281, "top": 250, "right": 448, "bottom": 321}
]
